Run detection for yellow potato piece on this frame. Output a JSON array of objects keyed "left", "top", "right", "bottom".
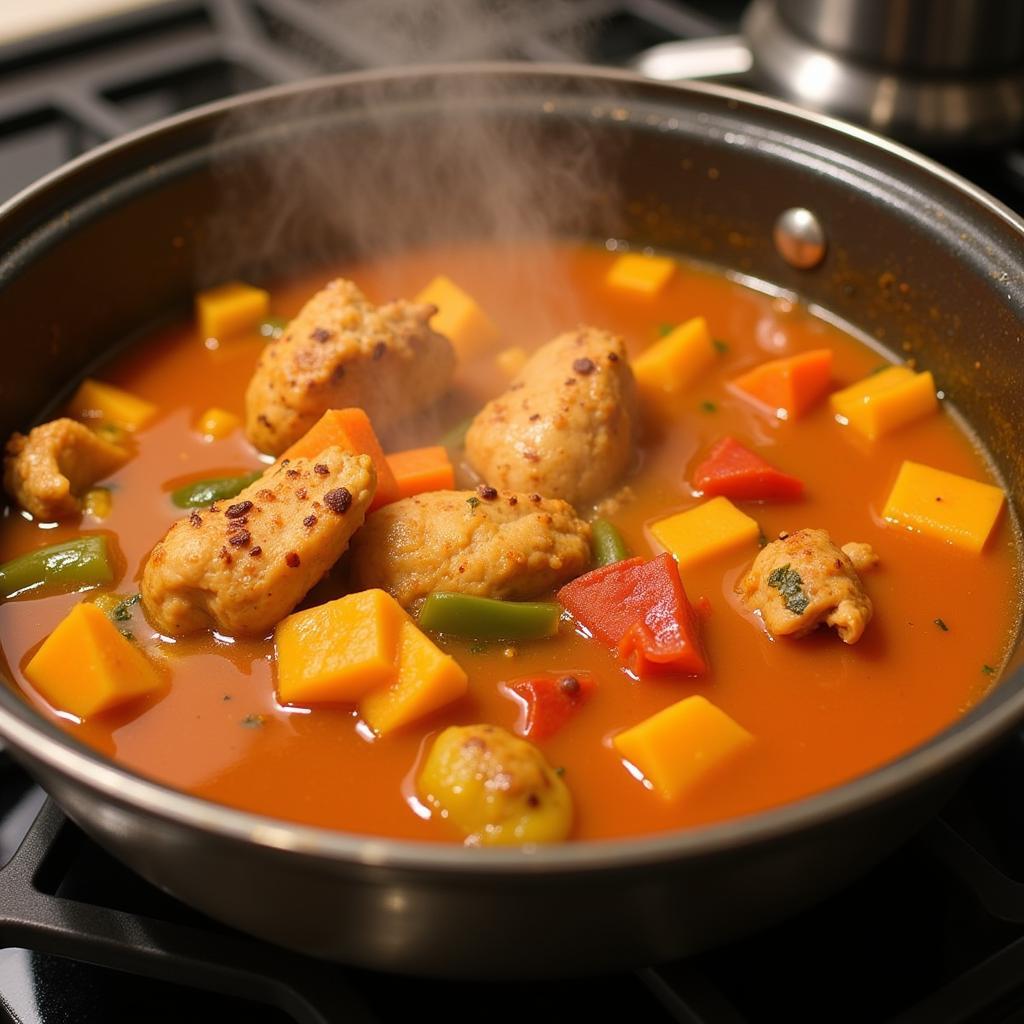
[
  {"left": 360, "top": 619, "right": 468, "bottom": 736},
  {"left": 275, "top": 589, "right": 405, "bottom": 705},
  {"left": 882, "top": 460, "right": 1005, "bottom": 553},
  {"left": 605, "top": 252, "right": 676, "bottom": 296},
  {"left": 415, "top": 275, "right": 499, "bottom": 358},
  {"left": 831, "top": 366, "right": 937, "bottom": 441},
  {"left": 196, "top": 281, "right": 269, "bottom": 339},
  {"left": 614, "top": 695, "right": 753, "bottom": 801},
  {"left": 650, "top": 496, "right": 760, "bottom": 570},
  {"left": 195, "top": 406, "right": 240, "bottom": 440},
  {"left": 68, "top": 378, "right": 157, "bottom": 432},
  {"left": 632, "top": 316, "right": 716, "bottom": 410},
  {"left": 24, "top": 603, "right": 163, "bottom": 720}
]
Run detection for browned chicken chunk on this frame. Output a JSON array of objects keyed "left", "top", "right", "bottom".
[
  {"left": 4, "top": 418, "right": 128, "bottom": 521},
  {"left": 244, "top": 278, "right": 455, "bottom": 455},
  {"left": 738, "top": 528, "right": 878, "bottom": 644},
  {"left": 464, "top": 327, "right": 638, "bottom": 506},
  {"left": 141, "top": 448, "right": 375, "bottom": 637},
  {"left": 348, "top": 488, "right": 591, "bottom": 608}
]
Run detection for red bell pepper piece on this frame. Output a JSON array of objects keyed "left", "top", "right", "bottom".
[
  {"left": 557, "top": 553, "right": 707, "bottom": 678},
  {"left": 691, "top": 436, "right": 803, "bottom": 501},
  {"left": 504, "top": 671, "right": 597, "bottom": 739}
]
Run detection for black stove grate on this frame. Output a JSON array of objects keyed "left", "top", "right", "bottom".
[{"left": 2, "top": 1, "right": 1024, "bottom": 1021}]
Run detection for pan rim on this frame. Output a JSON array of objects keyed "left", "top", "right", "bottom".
[{"left": 0, "top": 60, "right": 1022, "bottom": 874}]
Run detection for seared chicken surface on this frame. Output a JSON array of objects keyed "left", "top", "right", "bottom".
[
  {"left": 4, "top": 418, "right": 128, "bottom": 521},
  {"left": 141, "top": 448, "right": 375, "bottom": 637},
  {"left": 738, "top": 528, "right": 877, "bottom": 644},
  {"left": 348, "top": 488, "right": 591, "bottom": 608},
  {"left": 465, "top": 327, "right": 638, "bottom": 506},
  {"left": 245, "top": 278, "right": 455, "bottom": 455}
]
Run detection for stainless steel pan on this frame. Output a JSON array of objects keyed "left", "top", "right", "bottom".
[{"left": 0, "top": 65, "right": 1021, "bottom": 978}]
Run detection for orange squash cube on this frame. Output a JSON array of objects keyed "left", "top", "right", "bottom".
[
  {"left": 730, "top": 349, "right": 833, "bottom": 420},
  {"left": 415, "top": 275, "right": 499, "bottom": 358},
  {"left": 196, "top": 281, "right": 269, "bottom": 339}
]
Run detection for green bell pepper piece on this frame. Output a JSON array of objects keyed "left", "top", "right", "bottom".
[
  {"left": 0, "top": 535, "right": 113, "bottom": 601},
  {"left": 170, "top": 470, "right": 262, "bottom": 509}
]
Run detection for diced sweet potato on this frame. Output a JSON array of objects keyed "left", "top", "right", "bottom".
[
  {"left": 385, "top": 446, "right": 454, "bottom": 499},
  {"left": 613, "top": 695, "right": 753, "bottom": 800},
  {"left": 650, "top": 497, "right": 760, "bottom": 569},
  {"left": 275, "top": 589, "right": 406, "bottom": 705},
  {"left": 632, "top": 316, "right": 716, "bottom": 409},
  {"left": 830, "top": 366, "right": 937, "bottom": 441},
  {"left": 882, "top": 460, "right": 1005, "bottom": 553},
  {"left": 196, "top": 281, "right": 269, "bottom": 339},
  {"left": 68, "top": 378, "right": 157, "bottom": 432},
  {"left": 415, "top": 275, "right": 499, "bottom": 358},
  {"left": 24, "top": 602, "right": 163, "bottom": 719},
  {"left": 605, "top": 253, "right": 676, "bottom": 296},
  {"left": 195, "top": 407, "right": 240, "bottom": 440},
  {"left": 359, "top": 619, "right": 468, "bottom": 736},
  {"left": 730, "top": 349, "right": 833, "bottom": 420}
]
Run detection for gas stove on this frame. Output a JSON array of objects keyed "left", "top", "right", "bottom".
[{"left": 1, "top": 2, "right": 1024, "bottom": 1022}]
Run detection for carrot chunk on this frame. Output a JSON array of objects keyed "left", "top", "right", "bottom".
[
  {"left": 504, "top": 671, "right": 597, "bottom": 739},
  {"left": 557, "top": 553, "right": 707, "bottom": 677},
  {"left": 279, "top": 409, "right": 400, "bottom": 510},
  {"left": 730, "top": 349, "right": 833, "bottom": 420},
  {"left": 691, "top": 436, "right": 804, "bottom": 501},
  {"left": 385, "top": 445, "right": 455, "bottom": 499}
]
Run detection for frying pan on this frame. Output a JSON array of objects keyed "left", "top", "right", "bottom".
[{"left": 0, "top": 65, "right": 1022, "bottom": 979}]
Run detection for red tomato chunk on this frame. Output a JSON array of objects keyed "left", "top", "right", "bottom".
[
  {"left": 504, "top": 671, "right": 597, "bottom": 739},
  {"left": 691, "top": 436, "right": 804, "bottom": 501},
  {"left": 557, "top": 553, "right": 707, "bottom": 678}
]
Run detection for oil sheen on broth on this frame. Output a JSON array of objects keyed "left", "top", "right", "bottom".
[{"left": 0, "top": 241, "right": 1017, "bottom": 843}]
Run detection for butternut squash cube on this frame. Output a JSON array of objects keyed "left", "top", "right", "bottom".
[
  {"left": 68, "top": 378, "right": 157, "bottom": 432},
  {"left": 605, "top": 253, "right": 676, "bottom": 296},
  {"left": 275, "top": 589, "right": 406, "bottom": 705},
  {"left": 196, "top": 281, "right": 269, "bottom": 339},
  {"left": 882, "top": 460, "right": 1005, "bottom": 553},
  {"left": 831, "top": 366, "right": 937, "bottom": 440},
  {"left": 730, "top": 349, "right": 833, "bottom": 421},
  {"left": 650, "top": 497, "right": 760, "bottom": 569},
  {"left": 632, "top": 316, "right": 716, "bottom": 408},
  {"left": 614, "top": 695, "right": 753, "bottom": 801},
  {"left": 195, "top": 406, "right": 240, "bottom": 440},
  {"left": 24, "top": 603, "right": 163, "bottom": 719},
  {"left": 360, "top": 619, "right": 468, "bottom": 736},
  {"left": 415, "top": 275, "right": 499, "bottom": 358},
  {"left": 496, "top": 346, "right": 528, "bottom": 377}
]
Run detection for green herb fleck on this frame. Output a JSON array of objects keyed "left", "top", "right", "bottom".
[
  {"left": 657, "top": 323, "right": 675, "bottom": 337},
  {"left": 110, "top": 593, "right": 140, "bottom": 622},
  {"left": 554, "top": 766, "right": 567, "bottom": 777},
  {"left": 699, "top": 400, "right": 717, "bottom": 413},
  {"left": 466, "top": 496, "right": 481, "bottom": 510},
  {"left": 767, "top": 563, "right": 810, "bottom": 615},
  {"left": 118, "top": 628, "right": 136, "bottom": 642},
  {"left": 934, "top": 618, "right": 949, "bottom": 632},
  {"left": 982, "top": 664, "right": 997, "bottom": 676},
  {"left": 222, "top": 694, "right": 233, "bottom": 702},
  {"left": 260, "top": 316, "right": 288, "bottom": 339},
  {"left": 712, "top": 338, "right": 729, "bottom": 354},
  {"left": 241, "top": 713, "right": 266, "bottom": 728}
]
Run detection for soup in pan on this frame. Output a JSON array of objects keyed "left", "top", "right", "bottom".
[{"left": 0, "top": 240, "right": 1017, "bottom": 845}]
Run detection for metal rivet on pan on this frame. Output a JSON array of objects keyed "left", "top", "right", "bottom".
[{"left": 773, "top": 207, "right": 826, "bottom": 269}]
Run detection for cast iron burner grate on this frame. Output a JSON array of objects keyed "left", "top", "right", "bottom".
[{"left": 2, "top": 1, "right": 1024, "bottom": 1021}]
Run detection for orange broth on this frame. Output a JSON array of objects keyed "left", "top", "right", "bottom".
[{"left": 0, "top": 240, "right": 1018, "bottom": 842}]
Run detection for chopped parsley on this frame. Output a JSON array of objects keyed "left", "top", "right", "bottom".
[
  {"left": 712, "top": 338, "right": 729, "bottom": 354},
  {"left": 241, "top": 713, "right": 266, "bottom": 728},
  {"left": 934, "top": 618, "right": 949, "bottom": 632},
  {"left": 699, "top": 400, "right": 717, "bottom": 413},
  {"left": 554, "top": 766, "right": 567, "bottom": 777},
  {"left": 466, "top": 496, "right": 481, "bottom": 510},
  {"left": 657, "top": 323, "right": 675, "bottom": 337},
  {"left": 982, "top": 664, "right": 997, "bottom": 676},
  {"left": 110, "top": 593, "right": 140, "bottom": 622},
  {"left": 767, "top": 563, "right": 810, "bottom": 615}
]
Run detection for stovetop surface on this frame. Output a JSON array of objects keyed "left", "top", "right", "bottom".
[{"left": 2, "top": 2, "right": 1024, "bottom": 1021}]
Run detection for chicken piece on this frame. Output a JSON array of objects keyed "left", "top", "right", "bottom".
[
  {"left": 141, "top": 448, "right": 375, "bottom": 637},
  {"left": 841, "top": 542, "right": 879, "bottom": 574},
  {"left": 738, "top": 529, "right": 877, "bottom": 644},
  {"left": 348, "top": 488, "right": 590, "bottom": 608},
  {"left": 4, "top": 418, "right": 128, "bottom": 521},
  {"left": 245, "top": 278, "right": 455, "bottom": 455},
  {"left": 418, "top": 724, "right": 572, "bottom": 845},
  {"left": 464, "top": 327, "right": 638, "bottom": 506}
]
